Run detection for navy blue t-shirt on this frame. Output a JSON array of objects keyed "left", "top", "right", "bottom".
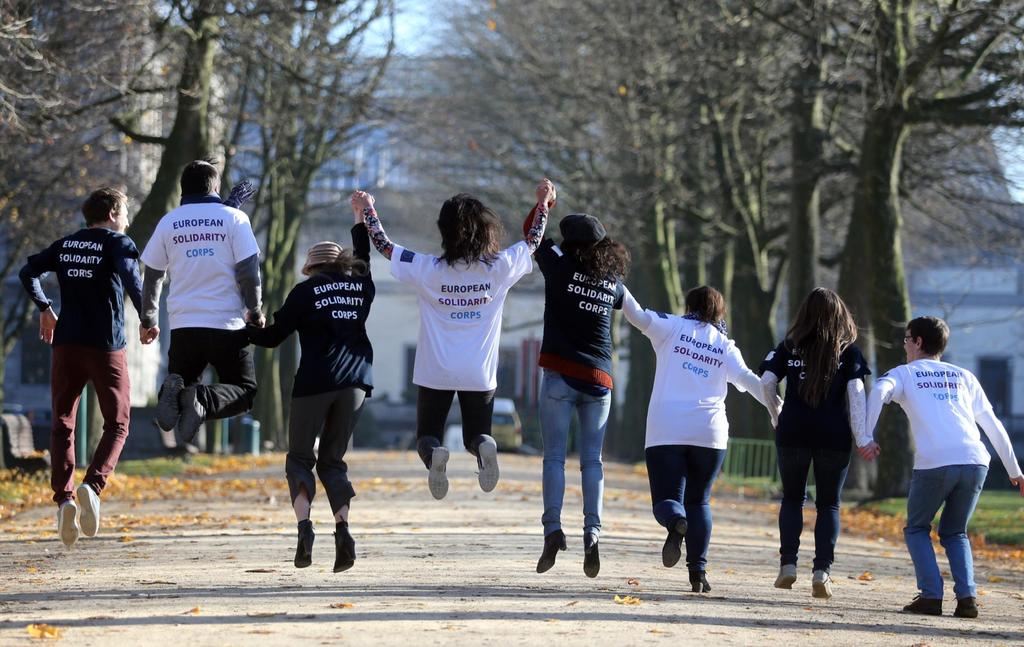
[
  {"left": 248, "top": 224, "right": 375, "bottom": 398},
  {"left": 535, "top": 238, "right": 624, "bottom": 393},
  {"left": 759, "top": 342, "right": 871, "bottom": 451},
  {"left": 20, "top": 227, "right": 143, "bottom": 351}
]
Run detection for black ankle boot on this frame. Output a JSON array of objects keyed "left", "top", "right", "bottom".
[
  {"left": 294, "top": 519, "right": 314, "bottom": 568},
  {"left": 689, "top": 570, "right": 711, "bottom": 593},
  {"left": 536, "top": 529, "right": 567, "bottom": 573},
  {"left": 662, "top": 517, "right": 687, "bottom": 567},
  {"left": 334, "top": 521, "right": 356, "bottom": 573},
  {"left": 583, "top": 532, "right": 600, "bottom": 578}
]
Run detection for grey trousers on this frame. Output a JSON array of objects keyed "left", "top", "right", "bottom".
[{"left": 287, "top": 387, "right": 366, "bottom": 514}]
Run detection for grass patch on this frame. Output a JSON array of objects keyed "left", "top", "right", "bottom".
[{"left": 863, "top": 490, "right": 1024, "bottom": 546}]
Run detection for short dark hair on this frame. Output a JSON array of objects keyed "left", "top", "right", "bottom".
[
  {"left": 685, "top": 285, "right": 726, "bottom": 324},
  {"left": 180, "top": 159, "right": 220, "bottom": 196},
  {"left": 907, "top": 316, "right": 949, "bottom": 356},
  {"left": 81, "top": 187, "right": 128, "bottom": 226}
]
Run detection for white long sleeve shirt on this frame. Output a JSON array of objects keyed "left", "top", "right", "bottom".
[{"left": 866, "top": 359, "right": 1023, "bottom": 477}]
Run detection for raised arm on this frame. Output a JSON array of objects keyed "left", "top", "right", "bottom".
[
  {"left": 353, "top": 190, "right": 394, "bottom": 260},
  {"left": 524, "top": 178, "right": 555, "bottom": 252},
  {"left": 620, "top": 286, "right": 653, "bottom": 331}
]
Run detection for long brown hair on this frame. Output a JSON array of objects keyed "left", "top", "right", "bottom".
[
  {"left": 560, "top": 237, "right": 631, "bottom": 280},
  {"left": 785, "top": 287, "right": 858, "bottom": 407},
  {"left": 437, "top": 193, "right": 503, "bottom": 266}
]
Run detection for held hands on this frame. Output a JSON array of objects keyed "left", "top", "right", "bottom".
[
  {"left": 224, "top": 179, "right": 256, "bottom": 209},
  {"left": 536, "top": 178, "right": 556, "bottom": 209},
  {"left": 857, "top": 441, "right": 881, "bottom": 462},
  {"left": 1010, "top": 476, "right": 1024, "bottom": 497},
  {"left": 245, "top": 309, "right": 266, "bottom": 328},
  {"left": 39, "top": 307, "right": 57, "bottom": 345},
  {"left": 139, "top": 324, "right": 160, "bottom": 345},
  {"left": 350, "top": 190, "right": 375, "bottom": 223}
]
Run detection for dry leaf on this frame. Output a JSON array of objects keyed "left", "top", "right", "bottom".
[
  {"left": 856, "top": 571, "right": 874, "bottom": 581},
  {"left": 330, "top": 602, "right": 355, "bottom": 609},
  {"left": 613, "top": 595, "right": 642, "bottom": 606},
  {"left": 627, "top": 578, "right": 641, "bottom": 586},
  {"left": 244, "top": 569, "right": 275, "bottom": 573},
  {"left": 119, "top": 535, "right": 134, "bottom": 543},
  {"left": 26, "top": 566, "right": 38, "bottom": 574},
  {"left": 987, "top": 575, "right": 1005, "bottom": 583},
  {"left": 137, "top": 580, "right": 175, "bottom": 585},
  {"left": 26, "top": 624, "right": 64, "bottom": 640},
  {"left": 183, "top": 607, "right": 201, "bottom": 615},
  {"left": 565, "top": 600, "right": 579, "bottom": 607}
]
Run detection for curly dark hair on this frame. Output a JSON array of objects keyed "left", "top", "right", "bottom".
[
  {"left": 560, "top": 237, "right": 631, "bottom": 280},
  {"left": 437, "top": 193, "right": 504, "bottom": 266}
]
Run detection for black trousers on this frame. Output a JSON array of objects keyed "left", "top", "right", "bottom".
[
  {"left": 286, "top": 387, "right": 366, "bottom": 514},
  {"left": 415, "top": 386, "right": 495, "bottom": 467},
  {"left": 167, "top": 327, "right": 258, "bottom": 420}
]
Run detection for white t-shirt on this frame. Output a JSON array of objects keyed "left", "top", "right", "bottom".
[
  {"left": 641, "top": 313, "right": 755, "bottom": 449},
  {"left": 140, "top": 202, "right": 261, "bottom": 330},
  {"left": 880, "top": 359, "right": 1004, "bottom": 470},
  {"left": 390, "top": 241, "right": 533, "bottom": 391}
]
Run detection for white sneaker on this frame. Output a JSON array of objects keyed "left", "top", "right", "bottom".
[
  {"left": 77, "top": 484, "right": 101, "bottom": 538},
  {"left": 428, "top": 446, "right": 450, "bottom": 500},
  {"left": 774, "top": 563, "right": 797, "bottom": 589},
  {"left": 476, "top": 435, "right": 500, "bottom": 493},
  {"left": 812, "top": 569, "right": 833, "bottom": 599},
  {"left": 58, "top": 501, "right": 80, "bottom": 548}
]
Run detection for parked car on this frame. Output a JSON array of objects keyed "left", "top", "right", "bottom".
[{"left": 490, "top": 398, "right": 523, "bottom": 452}]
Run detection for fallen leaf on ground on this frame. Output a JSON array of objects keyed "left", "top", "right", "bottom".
[
  {"left": 26, "top": 624, "right": 63, "bottom": 639},
  {"left": 183, "top": 607, "right": 200, "bottom": 615},
  {"left": 565, "top": 601, "right": 579, "bottom": 607},
  {"left": 26, "top": 566, "right": 38, "bottom": 573},
  {"left": 329, "top": 602, "right": 355, "bottom": 609},
  {"left": 613, "top": 595, "right": 641, "bottom": 606},
  {"left": 119, "top": 535, "right": 134, "bottom": 543},
  {"left": 627, "top": 578, "right": 640, "bottom": 586},
  {"left": 136, "top": 580, "right": 175, "bottom": 585},
  {"left": 987, "top": 575, "right": 1005, "bottom": 583},
  {"left": 857, "top": 571, "right": 874, "bottom": 581},
  {"left": 244, "top": 569, "right": 275, "bottom": 573}
]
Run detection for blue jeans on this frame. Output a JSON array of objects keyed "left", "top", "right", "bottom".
[
  {"left": 539, "top": 370, "right": 611, "bottom": 536},
  {"left": 777, "top": 446, "right": 851, "bottom": 572},
  {"left": 645, "top": 444, "right": 727, "bottom": 573},
  {"left": 905, "top": 464, "right": 988, "bottom": 600}
]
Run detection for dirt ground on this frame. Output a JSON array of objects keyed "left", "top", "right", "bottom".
[{"left": 1, "top": 450, "right": 1022, "bottom": 646}]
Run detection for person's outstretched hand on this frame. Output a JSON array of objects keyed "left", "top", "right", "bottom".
[
  {"left": 857, "top": 441, "right": 881, "bottom": 461},
  {"left": 536, "top": 178, "right": 556, "bottom": 208},
  {"left": 350, "top": 190, "right": 374, "bottom": 219},
  {"left": 225, "top": 179, "right": 256, "bottom": 209}
]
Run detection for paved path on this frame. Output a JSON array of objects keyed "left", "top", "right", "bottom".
[{"left": 1, "top": 451, "right": 1022, "bottom": 646}]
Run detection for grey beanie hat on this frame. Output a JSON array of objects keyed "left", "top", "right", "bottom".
[{"left": 559, "top": 213, "right": 606, "bottom": 245}]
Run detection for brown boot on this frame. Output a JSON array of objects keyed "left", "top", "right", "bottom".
[
  {"left": 902, "top": 595, "right": 942, "bottom": 616},
  {"left": 953, "top": 597, "right": 978, "bottom": 618}
]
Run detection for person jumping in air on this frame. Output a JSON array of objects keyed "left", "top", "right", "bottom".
[
  {"left": 760, "top": 287, "right": 870, "bottom": 599},
  {"left": 622, "top": 285, "right": 778, "bottom": 593},
  {"left": 860, "top": 316, "right": 1024, "bottom": 619},
  {"left": 248, "top": 202, "right": 374, "bottom": 573},
  {"left": 19, "top": 187, "right": 156, "bottom": 547},
  {"left": 525, "top": 203, "right": 630, "bottom": 578},
  {"left": 356, "top": 179, "right": 553, "bottom": 499},
  {"left": 140, "top": 160, "right": 261, "bottom": 446}
]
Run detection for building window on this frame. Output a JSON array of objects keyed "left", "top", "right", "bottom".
[{"left": 977, "top": 357, "right": 1012, "bottom": 418}]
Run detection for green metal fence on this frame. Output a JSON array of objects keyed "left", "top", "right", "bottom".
[{"left": 722, "top": 437, "right": 778, "bottom": 482}]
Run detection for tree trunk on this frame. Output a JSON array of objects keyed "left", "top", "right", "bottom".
[
  {"left": 253, "top": 346, "right": 283, "bottom": 447},
  {"left": 788, "top": 50, "right": 826, "bottom": 318},
  {"left": 844, "top": 109, "right": 913, "bottom": 497},
  {"left": 125, "top": 9, "right": 218, "bottom": 248}
]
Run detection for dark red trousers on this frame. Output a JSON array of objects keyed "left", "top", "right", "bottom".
[{"left": 50, "top": 345, "right": 131, "bottom": 504}]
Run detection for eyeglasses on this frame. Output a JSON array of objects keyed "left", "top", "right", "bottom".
[{"left": 903, "top": 335, "right": 913, "bottom": 343}]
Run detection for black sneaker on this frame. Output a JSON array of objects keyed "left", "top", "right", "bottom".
[
  {"left": 662, "top": 517, "right": 688, "bottom": 567},
  {"left": 903, "top": 595, "right": 942, "bottom": 616},
  {"left": 294, "top": 519, "right": 314, "bottom": 568},
  {"left": 536, "top": 529, "right": 566, "bottom": 573},
  {"left": 156, "top": 374, "right": 184, "bottom": 431},
  {"left": 583, "top": 532, "right": 600, "bottom": 578},
  {"left": 177, "top": 385, "right": 205, "bottom": 444},
  {"left": 689, "top": 570, "right": 711, "bottom": 593},
  {"left": 334, "top": 521, "right": 356, "bottom": 573},
  {"left": 954, "top": 597, "right": 978, "bottom": 618}
]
